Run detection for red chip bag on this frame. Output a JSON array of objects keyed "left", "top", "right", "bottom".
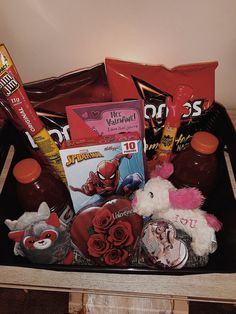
[
  {"left": 25, "top": 63, "right": 111, "bottom": 114},
  {"left": 105, "top": 58, "right": 218, "bottom": 162},
  {"left": 105, "top": 58, "right": 217, "bottom": 109}
]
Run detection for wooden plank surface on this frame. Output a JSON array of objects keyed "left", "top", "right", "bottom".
[
  {"left": 69, "top": 293, "right": 181, "bottom": 314},
  {"left": 0, "top": 265, "right": 235, "bottom": 303}
]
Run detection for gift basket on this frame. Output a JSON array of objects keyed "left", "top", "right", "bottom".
[{"left": 0, "top": 44, "right": 235, "bottom": 275}]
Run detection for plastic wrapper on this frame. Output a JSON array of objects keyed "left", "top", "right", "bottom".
[
  {"left": 105, "top": 58, "right": 218, "bottom": 164},
  {"left": 0, "top": 62, "right": 111, "bottom": 167},
  {"left": 0, "top": 44, "right": 68, "bottom": 182}
]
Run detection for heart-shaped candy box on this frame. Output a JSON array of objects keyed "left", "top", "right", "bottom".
[{"left": 70, "top": 197, "right": 143, "bottom": 266}]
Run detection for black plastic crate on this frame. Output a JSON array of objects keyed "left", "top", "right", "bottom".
[{"left": 0, "top": 102, "right": 235, "bottom": 275}]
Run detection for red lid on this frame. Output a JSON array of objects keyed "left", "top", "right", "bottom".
[
  {"left": 191, "top": 131, "right": 219, "bottom": 154},
  {"left": 13, "top": 158, "right": 42, "bottom": 184}
]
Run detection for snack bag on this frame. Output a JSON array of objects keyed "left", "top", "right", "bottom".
[
  {"left": 0, "top": 57, "right": 111, "bottom": 168},
  {"left": 105, "top": 58, "right": 218, "bottom": 163}
]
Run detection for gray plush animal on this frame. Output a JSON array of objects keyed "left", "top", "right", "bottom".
[{"left": 5, "top": 202, "right": 73, "bottom": 264}]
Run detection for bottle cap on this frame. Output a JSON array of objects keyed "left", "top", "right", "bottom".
[
  {"left": 13, "top": 158, "right": 42, "bottom": 184},
  {"left": 191, "top": 131, "right": 219, "bottom": 154}
]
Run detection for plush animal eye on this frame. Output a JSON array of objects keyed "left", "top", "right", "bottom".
[
  {"left": 40, "top": 230, "right": 58, "bottom": 242},
  {"left": 23, "top": 236, "right": 37, "bottom": 249},
  {"left": 149, "top": 192, "right": 154, "bottom": 198}
]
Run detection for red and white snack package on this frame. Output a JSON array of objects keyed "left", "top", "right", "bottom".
[
  {"left": 105, "top": 58, "right": 217, "bottom": 109},
  {"left": 0, "top": 63, "right": 111, "bottom": 165},
  {"left": 105, "top": 58, "right": 218, "bottom": 166}
]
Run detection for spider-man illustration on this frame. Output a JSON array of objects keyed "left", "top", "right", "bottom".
[{"left": 69, "top": 153, "right": 142, "bottom": 197}]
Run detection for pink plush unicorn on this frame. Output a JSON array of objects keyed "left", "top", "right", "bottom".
[{"left": 132, "top": 162, "right": 222, "bottom": 256}]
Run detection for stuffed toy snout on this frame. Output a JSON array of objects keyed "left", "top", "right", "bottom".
[{"left": 132, "top": 177, "right": 174, "bottom": 217}]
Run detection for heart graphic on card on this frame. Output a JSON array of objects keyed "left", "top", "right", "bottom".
[
  {"left": 70, "top": 197, "right": 143, "bottom": 266},
  {"left": 91, "top": 111, "right": 100, "bottom": 118},
  {"left": 140, "top": 219, "right": 188, "bottom": 269}
]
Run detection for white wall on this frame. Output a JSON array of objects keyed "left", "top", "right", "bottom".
[{"left": 0, "top": 0, "right": 235, "bottom": 108}]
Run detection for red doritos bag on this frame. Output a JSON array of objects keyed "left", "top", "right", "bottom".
[
  {"left": 0, "top": 63, "right": 111, "bottom": 165},
  {"left": 105, "top": 58, "right": 218, "bottom": 162}
]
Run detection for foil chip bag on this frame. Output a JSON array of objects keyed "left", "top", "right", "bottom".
[
  {"left": 105, "top": 58, "right": 218, "bottom": 163},
  {"left": 0, "top": 62, "right": 111, "bottom": 164}
]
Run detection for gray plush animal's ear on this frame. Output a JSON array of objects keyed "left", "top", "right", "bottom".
[
  {"left": 4, "top": 219, "right": 18, "bottom": 231},
  {"left": 38, "top": 202, "right": 50, "bottom": 217}
]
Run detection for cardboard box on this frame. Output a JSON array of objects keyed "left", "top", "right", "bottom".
[{"left": 59, "top": 133, "right": 145, "bottom": 213}]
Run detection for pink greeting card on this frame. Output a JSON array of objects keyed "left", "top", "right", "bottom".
[{"left": 66, "top": 100, "right": 145, "bottom": 140}]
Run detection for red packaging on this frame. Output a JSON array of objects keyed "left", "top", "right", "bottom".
[
  {"left": 70, "top": 198, "right": 143, "bottom": 266},
  {"left": 0, "top": 63, "right": 111, "bottom": 164},
  {"left": 105, "top": 58, "right": 217, "bottom": 109},
  {"left": 25, "top": 63, "right": 111, "bottom": 115},
  {"left": 105, "top": 58, "right": 218, "bottom": 163},
  {"left": 0, "top": 44, "right": 67, "bottom": 182}
]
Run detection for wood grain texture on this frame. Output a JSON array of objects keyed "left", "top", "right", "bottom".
[
  {"left": 0, "top": 145, "right": 14, "bottom": 193},
  {"left": 76, "top": 295, "right": 189, "bottom": 313},
  {"left": 0, "top": 266, "right": 235, "bottom": 303},
  {"left": 80, "top": 294, "right": 175, "bottom": 314}
]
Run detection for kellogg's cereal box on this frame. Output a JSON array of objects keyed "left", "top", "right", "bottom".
[{"left": 60, "top": 133, "right": 145, "bottom": 213}]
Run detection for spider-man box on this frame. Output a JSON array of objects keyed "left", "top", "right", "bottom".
[{"left": 59, "top": 132, "right": 146, "bottom": 213}]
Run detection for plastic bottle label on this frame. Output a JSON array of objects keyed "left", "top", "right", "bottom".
[{"left": 58, "top": 204, "right": 74, "bottom": 225}]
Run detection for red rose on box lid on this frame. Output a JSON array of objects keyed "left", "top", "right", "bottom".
[{"left": 70, "top": 197, "right": 143, "bottom": 266}]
